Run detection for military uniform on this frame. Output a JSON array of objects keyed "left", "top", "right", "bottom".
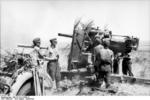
[
  {"left": 94, "top": 44, "right": 104, "bottom": 73},
  {"left": 31, "top": 38, "right": 43, "bottom": 66},
  {"left": 93, "top": 34, "right": 104, "bottom": 75},
  {"left": 95, "top": 39, "right": 113, "bottom": 88},
  {"left": 47, "top": 38, "right": 61, "bottom": 89},
  {"left": 122, "top": 54, "right": 133, "bottom": 76},
  {"left": 113, "top": 53, "right": 121, "bottom": 74}
]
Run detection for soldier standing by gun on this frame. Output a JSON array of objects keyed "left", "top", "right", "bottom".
[
  {"left": 96, "top": 39, "right": 114, "bottom": 88},
  {"left": 46, "top": 38, "right": 61, "bottom": 91},
  {"left": 93, "top": 35, "right": 104, "bottom": 79},
  {"left": 113, "top": 53, "right": 121, "bottom": 74},
  {"left": 122, "top": 52, "right": 134, "bottom": 76},
  {"left": 30, "top": 37, "right": 45, "bottom": 95},
  {"left": 31, "top": 38, "right": 44, "bottom": 66}
]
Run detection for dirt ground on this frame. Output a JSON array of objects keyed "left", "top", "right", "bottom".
[
  {"left": 46, "top": 78, "right": 150, "bottom": 96},
  {"left": 56, "top": 43, "right": 150, "bottom": 96}
]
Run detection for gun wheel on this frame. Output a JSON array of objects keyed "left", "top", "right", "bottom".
[{"left": 17, "top": 79, "right": 35, "bottom": 96}]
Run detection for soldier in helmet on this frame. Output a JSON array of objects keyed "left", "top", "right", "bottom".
[
  {"left": 96, "top": 39, "right": 114, "bottom": 88},
  {"left": 46, "top": 38, "right": 61, "bottom": 91}
]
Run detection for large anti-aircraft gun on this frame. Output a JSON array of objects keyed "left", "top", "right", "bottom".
[{"left": 58, "top": 20, "right": 139, "bottom": 72}]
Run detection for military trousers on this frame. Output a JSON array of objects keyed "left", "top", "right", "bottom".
[
  {"left": 122, "top": 59, "right": 133, "bottom": 76},
  {"left": 47, "top": 61, "right": 61, "bottom": 84},
  {"left": 97, "top": 64, "right": 111, "bottom": 88}
]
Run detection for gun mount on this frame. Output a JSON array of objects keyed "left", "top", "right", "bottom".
[
  {"left": 58, "top": 22, "right": 139, "bottom": 71},
  {"left": 58, "top": 33, "right": 139, "bottom": 53}
]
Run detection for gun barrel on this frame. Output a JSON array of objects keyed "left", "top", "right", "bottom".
[
  {"left": 58, "top": 33, "right": 72, "bottom": 38},
  {"left": 18, "top": 45, "right": 33, "bottom": 48},
  {"left": 18, "top": 45, "right": 48, "bottom": 49},
  {"left": 112, "top": 34, "right": 129, "bottom": 38}
]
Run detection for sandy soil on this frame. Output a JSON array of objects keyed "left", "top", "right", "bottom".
[{"left": 56, "top": 43, "right": 150, "bottom": 96}]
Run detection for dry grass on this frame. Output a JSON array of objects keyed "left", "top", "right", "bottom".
[
  {"left": 131, "top": 50, "right": 150, "bottom": 79},
  {"left": 49, "top": 80, "right": 150, "bottom": 96}
]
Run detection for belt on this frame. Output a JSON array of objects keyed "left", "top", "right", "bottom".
[{"left": 101, "top": 61, "right": 111, "bottom": 65}]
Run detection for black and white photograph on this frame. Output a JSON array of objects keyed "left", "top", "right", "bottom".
[{"left": 0, "top": 0, "right": 150, "bottom": 96}]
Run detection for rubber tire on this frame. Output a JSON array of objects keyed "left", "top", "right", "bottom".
[{"left": 17, "top": 79, "right": 35, "bottom": 96}]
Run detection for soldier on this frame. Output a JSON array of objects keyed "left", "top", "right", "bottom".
[
  {"left": 113, "top": 53, "right": 121, "bottom": 74},
  {"left": 122, "top": 53, "right": 134, "bottom": 76},
  {"left": 93, "top": 35, "right": 104, "bottom": 77},
  {"left": 96, "top": 39, "right": 114, "bottom": 88},
  {"left": 46, "top": 38, "right": 61, "bottom": 91},
  {"left": 31, "top": 38, "right": 44, "bottom": 66}
]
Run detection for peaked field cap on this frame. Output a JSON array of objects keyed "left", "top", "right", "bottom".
[{"left": 33, "top": 37, "right": 41, "bottom": 43}]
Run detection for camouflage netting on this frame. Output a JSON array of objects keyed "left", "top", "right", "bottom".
[{"left": 0, "top": 49, "right": 33, "bottom": 73}]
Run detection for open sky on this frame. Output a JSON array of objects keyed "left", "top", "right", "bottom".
[{"left": 1, "top": 0, "right": 150, "bottom": 50}]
